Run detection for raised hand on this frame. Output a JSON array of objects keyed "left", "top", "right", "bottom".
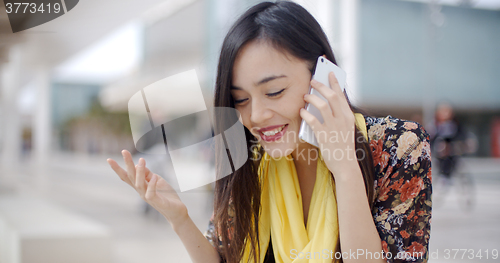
[
  {"left": 107, "top": 150, "right": 188, "bottom": 226},
  {"left": 299, "top": 71, "right": 358, "bottom": 179}
]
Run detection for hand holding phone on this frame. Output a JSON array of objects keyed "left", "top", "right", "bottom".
[{"left": 298, "top": 57, "right": 347, "bottom": 147}]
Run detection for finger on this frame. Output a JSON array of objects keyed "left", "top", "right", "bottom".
[
  {"left": 145, "top": 173, "right": 158, "bottom": 201},
  {"left": 136, "top": 165, "right": 153, "bottom": 182},
  {"left": 122, "top": 150, "right": 136, "bottom": 185},
  {"left": 310, "top": 78, "right": 343, "bottom": 117},
  {"left": 328, "top": 72, "right": 351, "bottom": 112},
  {"left": 300, "top": 108, "right": 323, "bottom": 132},
  {"left": 144, "top": 167, "right": 153, "bottom": 182},
  {"left": 327, "top": 71, "right": 341, "bottom": 93},
  {"left": 327, "top": 73, "right": 356, "bottom": 128},
  {"left": 107, "top": 158, "right": 133, "bottom": 187},
  {"left": 303, "top": 93, "right": 334, "bottom": 123},
  {"left": 136, "top": 158, "right": 147, "bottom": 196}
]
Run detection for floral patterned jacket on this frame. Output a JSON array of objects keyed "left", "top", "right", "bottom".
[{"left": 204, "top": 115, "right": 432, "bottom": 263}]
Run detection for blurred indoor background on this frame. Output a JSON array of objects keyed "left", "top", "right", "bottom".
[{"left": 0, "top": 0, "right": 499, "bottom": 262}]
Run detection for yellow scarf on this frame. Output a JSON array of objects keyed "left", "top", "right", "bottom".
[{"left": 241, "top": 114, "right": 367, "bottom": 263}]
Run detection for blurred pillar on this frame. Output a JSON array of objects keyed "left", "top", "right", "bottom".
[
  {"left": 0, "top": 45, "right": 23, "bottom": 188},
  {"left": 339, "top": 0, "right": 360, "bottom": 106},
  {"left": 32, "top": 68, "right": 51, "bottom": 193},
  {"left": 33, "top": 68, "right": 51, "bottom": 163},
  {"left": 294, "top": 0, "right": 335, "bottom": 44},
  {"left": 205, "top": 0, "right": 240, "bottom": 91},
  {"left": 316, "top": 0, "right": 335, "bottom": 44}
]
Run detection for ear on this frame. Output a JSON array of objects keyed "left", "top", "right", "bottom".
[{"left": 321, "top": 54, "right": 327, "bottom": 59}]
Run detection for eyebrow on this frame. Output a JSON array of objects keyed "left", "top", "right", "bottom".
[{"left": 230, "top": 75, "right": 287, "bottom": 90}]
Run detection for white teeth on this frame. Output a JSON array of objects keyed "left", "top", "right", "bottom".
[{"left": 262, "top": 125, "right": 286, "bottom": 136}]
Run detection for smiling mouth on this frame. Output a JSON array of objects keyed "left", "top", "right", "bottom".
[{"left": 259, "top": 124, "right": 288, "bottom": 142}]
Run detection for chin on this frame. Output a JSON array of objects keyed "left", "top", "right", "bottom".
[{"left": 261, "top": 143, "right": 295, "bottom": 159}]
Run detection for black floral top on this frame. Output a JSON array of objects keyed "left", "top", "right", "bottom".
[{"left": 204, "top": 115, "right": 432, "bottom": 263}]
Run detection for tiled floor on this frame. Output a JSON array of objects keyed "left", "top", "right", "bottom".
[{"left": 11, "top": 152, "right": 213, "bottom": 263}]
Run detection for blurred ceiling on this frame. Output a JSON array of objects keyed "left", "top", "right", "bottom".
[
  {"left": 0, "top": 0, "right": 190, "bottom": 69},
  {"left": 100, "top": 0, "right": 206, "bottom": 112}
]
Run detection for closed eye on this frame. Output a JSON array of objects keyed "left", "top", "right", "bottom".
[
  {"left": 233, "top": 88, "right": 285, "bottom": 105},
  {"left": 267, "top": 88, "right": 285, "bottom": 97},
  {"left": 234, "top": 98, "right": 248, "bottom": 104}
]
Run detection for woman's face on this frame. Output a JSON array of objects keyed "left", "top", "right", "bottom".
[{"left": 231, "top": 40, "right": 313, "bottom": 159}]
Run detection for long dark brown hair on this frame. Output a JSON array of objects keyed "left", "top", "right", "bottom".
[{"left": 212, "top": 1, "right": 375, "bottom": 262}]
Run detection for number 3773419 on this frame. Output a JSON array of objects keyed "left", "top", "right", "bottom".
[
  {"left": 442, "top": 249, "right": 498, "bottom": 260},
  {"left": 5, "top": 2, "right": 61, "bottom": 14}
]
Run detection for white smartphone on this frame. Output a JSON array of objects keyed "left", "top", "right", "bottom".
[{"left": 298, "top": 56, "right": 347, "bottom": 147}]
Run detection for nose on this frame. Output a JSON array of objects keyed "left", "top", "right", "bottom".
[{"left": 250, "top": 97, "right": 273, "bottom": 128}]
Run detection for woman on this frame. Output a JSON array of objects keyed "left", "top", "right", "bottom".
[{"left": 107, "top": 1, "right": 432, "bottom": 263}]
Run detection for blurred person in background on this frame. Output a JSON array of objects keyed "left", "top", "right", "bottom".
[
  {"left": 107, "top": 1, "right": 432, "bottom": 262},
  {"left": 428, "top": 102, "right": 466, "bottom": 184}
]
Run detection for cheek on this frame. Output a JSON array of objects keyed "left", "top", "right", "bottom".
[
  {"left": 287, "top": 104, "right": 302, "bottom": 121},
  {"left": 238, "top": 110, "right": 255, "bottom": 134},
  {"left": 289, "top": 92, "right": 307, "bottom": 116}
]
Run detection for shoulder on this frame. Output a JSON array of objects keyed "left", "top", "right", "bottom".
[
  {"left": 365, "top": 115, "right": 430, "bottom": 167},
  {"left": 365, "top": 115, "right": 429, "bottom": 147},
  {"left": 364, "top": 115, "right": 432, "bottom": 191}
]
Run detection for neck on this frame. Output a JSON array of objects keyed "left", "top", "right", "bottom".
[{"left": 291, "top": 142, "right": 319, "bottom": 171}]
